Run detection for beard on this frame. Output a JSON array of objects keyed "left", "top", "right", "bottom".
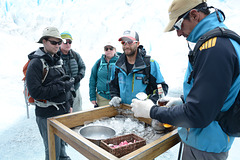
[{"left": 124, "top": 47, "right": 137, "bottom": 57}]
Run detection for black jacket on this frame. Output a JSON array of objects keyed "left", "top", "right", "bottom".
[
  {"left": 26, "top": 47, "right": 72, "bottom": 118},
  {"left": 59, "top": 49, "right": 86, "bottom": 90}
]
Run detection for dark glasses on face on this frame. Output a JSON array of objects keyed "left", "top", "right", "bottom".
[
  {"left": 174, "top": 10, "right": 190, "bottom": 30},
  {"left": 63, "top": 39, "right": 72, "bottom": 44},
  {"left": 104, "top": 47, "right": 113, "bottom": 51},
  {"left": 47, "top": 40, "right": 62, "bottom": 45},
  {"left": 121, "top": 40, "right": 137, "bottom": 46}
]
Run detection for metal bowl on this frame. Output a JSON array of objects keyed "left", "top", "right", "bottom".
[{"left": 79, "top": 125, "right": 116, "bottom": 145}]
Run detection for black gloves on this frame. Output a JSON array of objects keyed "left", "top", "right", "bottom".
[
  {"left": 64, "top": 78, "right": 74, "bottom": 92},
  {"left": 74, "top": 75, "right": 81, "bottom": 84},
  {"left": 57, "top": 75, "right": 74, "bottom": 92},
  {"left": 59, "top": 75, "right": 71, "bottom": 81},
  {"left": 70, "top": 87, "right": 76, "bottom": 98}
]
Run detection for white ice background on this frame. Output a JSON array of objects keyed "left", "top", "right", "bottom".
[{"left": 0, "top": 0, "right": 239, "bottom": 159}]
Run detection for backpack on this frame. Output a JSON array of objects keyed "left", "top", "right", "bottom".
[
  {"left": 22, "top": 58, "right": 48, "bottom": 118},
  {"left": 188, "top": 27, "right": 240, "bottom": 137},
  {"left": 141, "top": 55, "right": 151, "bottom": 85},
  {"left": 96, "top": 53, "right": 121, "bottom": 71},
  {"left": 71, "top": 50, "right": 79, "bottom": 62},
  {"left": 95, "top": 55, "right": 120, "bottom": 97},
  {"left": 96, "top": 57, "right": 118, "bottom": 72},
  {"left": 22, "top": 57, "right": 65, "bottom": 118}
]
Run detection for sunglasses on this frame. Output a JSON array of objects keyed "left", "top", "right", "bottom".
[
  {"left": 104, "top": 47, "right": 113, "bottom": 51},
  {"left": 47, "top": 40, "right": 62, "bottom": 45},
  {"left": 63, "top": 39, "right": 72, "bottom": 44},
  {"left": 121, "top": 40, "right": 137, "bottom": 46},
  {"left": 174, "top": 10, "right": 190, "bottom": 30}
]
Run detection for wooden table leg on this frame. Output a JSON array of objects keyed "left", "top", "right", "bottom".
[{"left": 47, "top": 118, "right": 56, "bottom": 160}]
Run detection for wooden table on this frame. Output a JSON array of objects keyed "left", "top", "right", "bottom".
[{"left": 47, "top": 104, "right": 180, "bottom": 160}]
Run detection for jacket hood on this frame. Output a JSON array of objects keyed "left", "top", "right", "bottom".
[
  {"left": 28, "top": 47, "right": 45, "bottom": 59},
  {"left": 28, "top": 47, "right": 61, "bottom": 65},
  {"left": 138, "top": 45, "right": 146, "bottom": 57}
]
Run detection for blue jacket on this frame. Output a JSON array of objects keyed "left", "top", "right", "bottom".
[
  {"left": 89, "top": 54, "right": 118, "bottom": 101},
  {"left": 151, "top": 12, "right": 240, "bottom": 153},
  {"left": 110, "top": 45, "right": 168, "bottom": 104}
]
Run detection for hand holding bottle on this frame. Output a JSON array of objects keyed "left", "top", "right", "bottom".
[
  {"left": 163, "top": 97, "right": 183, "bottom": 107},
  {"left": 157, "top": 84, "right": 173, "bottom": 129}
]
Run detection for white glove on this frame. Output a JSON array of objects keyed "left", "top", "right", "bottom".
[
  {"left": 161, "top": 97, "right": 183, "bottom": 107},
  {"left": 109, "top": 96, "right": 121, "bottom": 107},
  {"left": 131, "top": 99, "right": 154, "bottom": 118}
]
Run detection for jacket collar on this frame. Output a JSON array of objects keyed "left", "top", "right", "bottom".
[
  {"left": 101, "top": 54, "right": 118, "bottom": 63},
  {"left": 115, "top": 45, "right": 147, "bottom": 73},
  {"left": 187, "top": 11, "right": 227, "bottom": 43},
  {"left": 28, "top": 47, "right": 61, "bottom": 66}
]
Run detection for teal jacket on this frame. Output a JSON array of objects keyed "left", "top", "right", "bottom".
[
  {"left": 151, "top": 11, "right": 240, "bottom": 153},
  {"left": 89, "top": 54, "right": 118, "bottom": 101}
]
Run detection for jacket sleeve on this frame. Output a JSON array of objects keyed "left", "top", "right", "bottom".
[
  {"left": 76, "top": 52, "right": 86, "bottom": 80},
  {"left": 89, "top": 59, "right": 100, "bottom": 101},
  {"left": 109, "top": 66, "right": 120, "bottom": 98},
  {"left": 147, "top": 59, "right": 168, "bottom": 103},
  {"left": 26, "top": 58, "right": 65, "bottom": 100},
  {"left": 150, "top": 37, "right": 239, "bottom": 128}
]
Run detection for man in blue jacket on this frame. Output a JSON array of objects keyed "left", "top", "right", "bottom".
[
  {"left": 109, "top": 30, "right": 168, "bottom": 106},
  {"left": 131, "top": 0, "right": 240, "bottom": 159}
]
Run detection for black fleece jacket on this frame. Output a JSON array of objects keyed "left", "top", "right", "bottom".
[{"left": 26, "top": 47, "right": 72, "bottom": 118}]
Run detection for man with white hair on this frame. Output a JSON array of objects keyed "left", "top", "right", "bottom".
[{"left": 59, "top": 31, "right": 86, "bottom": 112}]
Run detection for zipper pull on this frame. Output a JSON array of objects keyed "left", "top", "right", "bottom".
[{"left": 186, "top": 128, "right": 190, "bottom": 141}]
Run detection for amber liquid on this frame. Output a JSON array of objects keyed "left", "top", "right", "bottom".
[
  {"left": 157, "top": 100, "right": 173, "bottom": 128},
  {"left": 158, "top": 100, "right": 168, "bottom": 106}
]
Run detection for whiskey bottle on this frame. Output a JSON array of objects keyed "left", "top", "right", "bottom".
[{"left": 157, "top": 84, "right": 173, "bottom": 128}]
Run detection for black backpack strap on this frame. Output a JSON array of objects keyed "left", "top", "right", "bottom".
[
  {"left": 142, "top": 55, "right": 151, "bottom": 85},
  {"left": 96, "top": 58, "right": 101, "bottom": 71},
  {"left": 70, "top": 50, "right": 79, "bottom": 62},
  {"left": 187, "top": 27, "right": 240, "bottom": 84},
  {"left": 189, "top": 27, "right": 240, "bottom": 67}
]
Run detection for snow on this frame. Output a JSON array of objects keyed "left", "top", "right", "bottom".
[{"left": 0, "top": 0, "right": 239, "bottom": 159}]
